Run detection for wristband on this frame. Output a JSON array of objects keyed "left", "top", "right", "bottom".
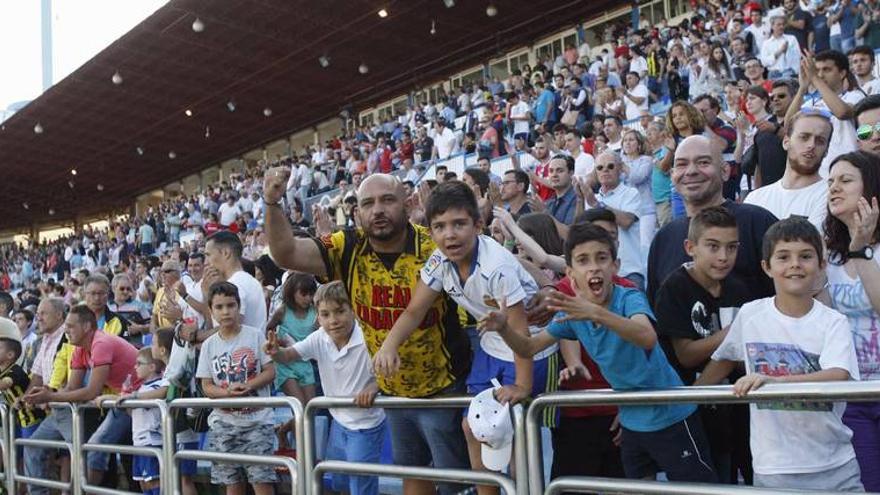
[{"left": 263, "top": 198, "right": 283, "bottom": 207}]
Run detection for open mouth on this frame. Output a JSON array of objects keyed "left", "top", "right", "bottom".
[
  {"left": 784, "top": 274, "right": 805, "bottom": 280},
  {"left": 587, "top": 277, "right": 604, "bottom": 295}
]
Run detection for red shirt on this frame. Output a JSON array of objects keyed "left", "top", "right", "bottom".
[
  {"left": 399, "top": 142, "right": 414, "bottom": 161},
  {"left": 555, "top": 275, "right": 637, "bottom": 418},
  {"left": 71, "top": 330, "right": 139, "bottom": 393},
  {"left": 533, "top": 159, "right": 555, "bottom": 201},
  {"left": 379, "top": 146, "right": 393, "bottom": 174}
]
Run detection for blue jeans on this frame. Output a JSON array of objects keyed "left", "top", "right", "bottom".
[
  {"left": 87, "top": 409, "right": 131, "bottom": 472},
  {"left": 24, "top": 409, "right": 73, "bottom": 495},
  {"left": 385, "top": 382, "right": 470, "bottom": 495},
  {"left": 326, "top": 419, "right": 387, "bottom": 495}
]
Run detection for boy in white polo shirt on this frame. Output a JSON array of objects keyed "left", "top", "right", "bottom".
[
  {"left": 265, "top": 281, "right": 385, "bottom": 495},
  {"left": 374, "top": 180, "right": 558, "bottom": 484}
]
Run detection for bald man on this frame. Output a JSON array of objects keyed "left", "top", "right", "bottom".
[
  {"left": 646, "top": 136, "right": 778, "bottom": 304},
  {"left": 263, "top": 169, "right": 471, "bottom": 495}
]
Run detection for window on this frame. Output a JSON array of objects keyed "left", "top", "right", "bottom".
[
  {"left": 490, "top": 60, "right": 509, "bottom": 80},
  {"left": 509, "top": 52, "right": 529, "bottom": 73}
]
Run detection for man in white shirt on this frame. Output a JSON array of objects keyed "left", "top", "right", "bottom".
[
  {"left": 788, "top": 50, "right": 865, "bottom": 177},
  {"left": 745, "top": 8, "right": 771, "bottom": 53},
  {"left": 849, "top": 46, "right": 880, "bottom": 95},
  {"left": 603, "top": 116, "right": 624, "bottom": 152},
  {"left": 431, "top": 119, "right": 457, "bottom": 160},
  {"left": 629, "top": 52, "right": 649, "bottom": 79},
  {"left": 507, "top": 92, "right": 531, "bottom": 141},
  {"left": 217, "top": 195, "right": 241, "bottom": 227},
  {"left": 622, "top": 72, "right": 650, "bottom": 121},
  {"left": 583, "top": 152, "right": 644, "bottom": 286},
  {"left": 759, "top": 17, "right": 801, "bottom": 78},
  {"left": 744, "top": 111, "right": 832, "bottom": 232},
  {"left": 564, "top": 129, "right": 595, "bottom": 178},
  {"left": 203, "top": 231, "right": 267, "bottom": 330}
]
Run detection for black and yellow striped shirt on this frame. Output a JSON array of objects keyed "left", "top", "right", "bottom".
[{"left": 0, "top": 364, "right": 44, "bottom": 428}]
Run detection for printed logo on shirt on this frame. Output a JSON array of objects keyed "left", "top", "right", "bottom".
[
  {"left": 483, "top": 296, "right": 500, "bottom": 309},
  {"left": 746, "top": 343, "right": 831, "bottom": 411},
  {"left": 424, "top": 254, "right": 442, "bottom": 275}
]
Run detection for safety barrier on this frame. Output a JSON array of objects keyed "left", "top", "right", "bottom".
[
  {"left": 3, "top": 381, "right": 880, "bottom": 495},
  {"left": 527, "top": 381, "right": 880, "bottom": 495},
  {"left": 302, "top": 395, "right": 527, "bottom": 495}
]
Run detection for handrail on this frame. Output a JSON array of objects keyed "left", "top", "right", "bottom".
[
  {"left": 314, "top": 460, "right": 517, "bottom": 495},
  {"left": 9, "top": 402, "right": 77, "bottom": 494},
  {"left": 303, "top": 395, "right": 527, "bottom": 495},
  {"left": 544, "top": 477, "right": 829, "bottom": 495},
  {"left": 75, "top": 400, "right": 169, "bottom": 495},
  {"left": 526, "top": 382, "right": 880, "bottom": 495},
  {"left": 0, "top": 404, "right": 9, "bottom": 494},
  {"left": 167, "top": 396, "right": 305, "bottom": 495}
]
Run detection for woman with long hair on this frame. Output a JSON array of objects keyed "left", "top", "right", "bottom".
[
  {"left": 824, "top": 150, "right": 880, "bottom": 492},
  {"left": 735, "top": 86, "right": 785, "bottom": 191},
  {"left": 697, "top": 43, "right": 733, "bottom": 97},
  {"left": 621, "top": 129, "right": 657, "bottom": 255}
]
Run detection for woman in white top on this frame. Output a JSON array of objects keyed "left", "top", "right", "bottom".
[
  {"left": 696, "top": 43, "right": 733, "bottom": 98},
  {"left": 823, "top": 150, "right": 880, "bottom": 492},
  {"left": 620, "top": 129, "right": 657, "bottom": 257}
]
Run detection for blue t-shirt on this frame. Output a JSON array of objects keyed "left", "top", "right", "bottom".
[
  {"left": 534, "top": 89, "right": 556, "bottom": 124},
  {"left": 651, "top": 147, "right": 672, "bottom": 203},
  {"left": 547, "top": 286, "right": 695, "bottom": 432}
]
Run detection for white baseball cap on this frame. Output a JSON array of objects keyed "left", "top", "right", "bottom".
[{"left": 467, "top": 380, "right": 513, "bottom": 471}]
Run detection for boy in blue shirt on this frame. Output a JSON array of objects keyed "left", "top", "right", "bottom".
[{"left": 480, "top": 223, "right": 717, "bottom": 482}]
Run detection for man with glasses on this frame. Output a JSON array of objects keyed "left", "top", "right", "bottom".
[
  {"left": 108, "top": 274, "right": 150, "bottom": 347},
  {"left": 82, "top": 274, "right": 129, "bottom": 340},
  {"left": 500, "top": 169, "right": 531, "bottom": 220},
  {"left": 769, "top": 79, "right": 799, "bottom": 129},
  {"left": 854, "top": 94, "right": 880, "bottom": 155}
]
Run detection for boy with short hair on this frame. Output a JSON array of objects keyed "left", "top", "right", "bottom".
[
  {"left": 265, "top": 281, "right": 385, "bottom": 495},
  {"left": 0, "top": 336, "right": 44, "bottom": 436},
  {"left": 196, "top": 282, "right": 276, "bottom": 495},
  {"left": 374, "top": 180, "right": 558, "bottom": 486},
  {"left": 654, "top": 206, "right": 752, "bottom": 483},
  {"left": 697, "top": 218, "right": 863, "bottom": 491},
  {"left": 479, "top": 223, "right": 717, "bottom": 483},
  {"left": 130, "top": 347, "right": 167, "bottom": 495}
]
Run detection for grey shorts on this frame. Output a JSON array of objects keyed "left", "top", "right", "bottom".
[
  {"left": 207, "top": 421, "right": 278, "bottom": 485},
  {"left": 755, "top": 457, "right": 864, "bottom": 492}
]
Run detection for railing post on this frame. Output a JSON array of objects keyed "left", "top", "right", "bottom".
[
  {"left": 155, "top": 401, "right": 175, "bottom": 495},
  {"left": 511, "top": 405, "right": 528, "bottom": 495},
  {"left": 525, "top": 398, "right": 545, "bottom": 495},
  {"left": 303, "top": 402, "right": 318, "bottom": 495},
  {"left": 70, "top": 403, "right": 83, "bottom": 495},
  {"left": 0, "top": 405, "right": 12, "bottom": 495}
]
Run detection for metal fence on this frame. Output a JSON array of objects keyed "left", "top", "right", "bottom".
[{"left": 2, "top": 382, "right": 880, "bottom": 494}]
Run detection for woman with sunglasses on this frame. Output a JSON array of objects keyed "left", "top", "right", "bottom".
[{"left": 824, "top": 150, "right": 880, "bottom": 492}]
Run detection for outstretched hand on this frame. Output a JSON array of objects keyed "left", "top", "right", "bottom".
[
  {"left": 558, "top": 362, "right": 592, "bottom": 384},
  {"left": 478, "top": 298, "right": 509, "bottom": 335}
]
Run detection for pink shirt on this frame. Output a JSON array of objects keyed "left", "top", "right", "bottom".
[{"left": 71, "top": 330, "right": 138, "bottom": 393}]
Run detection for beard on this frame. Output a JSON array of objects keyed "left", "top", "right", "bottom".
[
  {"left": 788, "top": 154, "right": 822, "bottom": 176},
  {"left": 364, "top": 212, "right": 408, "bottom": 241}
]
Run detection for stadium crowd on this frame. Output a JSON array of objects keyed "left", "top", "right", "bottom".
[{"left": 3, "top": 0, "right": 880, "bottom": 493}]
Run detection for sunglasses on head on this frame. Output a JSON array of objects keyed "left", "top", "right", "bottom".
[{"left": 857, "top": 123, "right": 880, "bottom": 141}]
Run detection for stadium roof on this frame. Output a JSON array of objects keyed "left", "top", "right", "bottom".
[{"left": 0, "top": 0, "right": 614, "bottom": 230}]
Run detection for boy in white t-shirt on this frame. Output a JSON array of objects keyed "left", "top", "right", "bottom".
[
  {"left": 697, "top": 217, "right": 863, "bottom": 491},
  {"left": 374, "top": 180, "right": 558, "bottom": 482},
  {"left": 266, "top": 281, "right": 385, "bottom": 495}
]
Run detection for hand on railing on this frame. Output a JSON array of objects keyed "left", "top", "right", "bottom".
[
  {"left": 495, "top": 384, "right": 529, "bottom": 405},
  {"left": 354, "top": 382, "right": 379, "bottom": 408}
]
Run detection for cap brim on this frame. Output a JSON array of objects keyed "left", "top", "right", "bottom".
[
  {"left": 481, "top": 440, "right": 512, "bottom": 472},
  {"left": 0, "top": 318, "right": 21, "bottom": 343}
]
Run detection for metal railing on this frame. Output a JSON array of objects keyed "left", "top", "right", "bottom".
[
  {"left": 9, "top": 402, "right": 78, "bottom": 494},
  {"left": 303, "top": 395, "right": 527, "bottom": 495},
  {"left": 527, "top": 381, "right": 880, "bottom": 495}
]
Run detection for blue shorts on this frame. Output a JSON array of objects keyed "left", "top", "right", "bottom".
[
  {"left": 178, "top": 441, "right": 199, "bottom": 476},
  {"left": 325, "top": 419, "right": 386, "bottom": 495},
  {"left": 133, "top": 451, "right": 161, "bottom": 481}
]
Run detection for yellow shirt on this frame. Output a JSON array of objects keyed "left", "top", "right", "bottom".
[{"left": 317, "top": 224, "right": 470, "bottom": 397}]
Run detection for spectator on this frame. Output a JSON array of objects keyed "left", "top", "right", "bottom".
[
  {"left": 759, "top": 16, "right": 801, "bottom": 79},
  {"left": 506, "top": 92, "right": 531, "bottom": 143},
  {"left": 848, "top": 46, "right": 880, "bottom": 95},
  {"left": 544, "top": 155, "right": 578, "bottom": 226},
  {"left": 782, "top": 0, "right": 812, "bottom": 50},
  {"left": 854, "top": 94, "right": 880, "bottom": 154},
  {"left": 602, "top": 116, "right": 624, "bottom": 152},
  {"left": 856, "top": 2, "right": 880, "bottom": 49},
  {"left": 500, "top": 169, "right": 531, "bottom": 220},
  {"left": 218, "top": 195, "right": 242, "bottom": 228},
  {"left": 564, "top": 128, "right": 595, "bottom": 178},
  {"left": 200, "top": 231, "right": 267, "bottom": 332},
  {"left": 697, "top": 44, "right": 734, "bottom": 97},
  {"left": 737, "top": 85, "right": 786, "bottom": 189},
  {"left": 622, "top": 72, "right": 650, "bottom": 121},
  {"left": 645, "top": 120, "right": 674, "bottom": 227},
  {"left": 432, "top": 118, "right": 457, "bottom": 160},
  {"left": 12, "top": 309, "right": 37, "bottom": 370},
  {"left": 664, "top": 100, "right": 706, "bottom": 218},
  {"left": 83, "top": 274, "right": 130, "bottom": 339},
  {"left": 620, "top": 129, "right": 656, "bottom": 254}
]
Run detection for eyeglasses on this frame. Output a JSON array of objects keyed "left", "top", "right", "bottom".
[
  {"left": 596, "top": 164, "right": 615, "bottom": 171},
  {"left": 162, "top": 269, "right": 179, "bottom": 274},
  {"left": 857, "top": 123, "right": 880, "bottom": 141}
]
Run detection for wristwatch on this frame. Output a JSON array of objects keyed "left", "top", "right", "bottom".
[{"left": 848, "top": 246, "right": 874, "bottom": 260}]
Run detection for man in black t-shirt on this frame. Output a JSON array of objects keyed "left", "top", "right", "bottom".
[
  {"left": 647, "top": 136, "right": 778, "bottom": 305},
  {"left": 783, "top": 0, "right": 812, "bottom": 50},
  {"left": 654, "top": 206, "right": 753, "bottom": 485}
]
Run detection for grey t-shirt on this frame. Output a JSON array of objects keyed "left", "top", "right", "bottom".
[{"left": 196, "top": 325, "right": 273, "bottom": 427}]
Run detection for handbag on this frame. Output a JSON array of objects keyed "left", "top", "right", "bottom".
[{"left": 560, "top": 109, "right": 579, "bottom": 127}]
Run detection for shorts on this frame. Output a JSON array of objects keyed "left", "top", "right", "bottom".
[
  {"left": 385, "top": 380, "right": 470, "bottom": 495},
  {"left": 620, "top": 411, "right": 717, "bottom": 482},
  {"left": 466, "top": 345, "right": 554, "bottom": 398},
  {"left": 132, "top": 451, "right": 161, "bottom": 482},
  {"left": 551, "top": 414, "right": 623, "bottom": 480},
  {"left": 178, "top": 441, "right": 199, "bottom": 477},
  {"left": 755, "top": 457, "right": 864, "bottom": 492},
  {"left": 207, "top": 421, "right": 277, "bottom": 485},
  {"left": 274, "top": 360, "right": 316, "bottom": 389}
]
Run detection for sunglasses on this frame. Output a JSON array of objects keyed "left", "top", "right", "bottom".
[
  {"left": 858, "top": 123, "right": 880, "bottom": 141},
  {"left": 596, "top": 164, "right": 615, "bottom": 172}
]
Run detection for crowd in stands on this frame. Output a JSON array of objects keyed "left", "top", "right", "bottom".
[{"left": 4, "top": 0, "right": 880, "bottom": 493}]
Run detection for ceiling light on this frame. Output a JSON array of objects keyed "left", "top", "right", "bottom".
[
  {"left": 318, "top": 55, "right": 330, "bottom": 68},
  {"left": 263, "top": 107, "right": 273, "bottom": 117},
  {"left": 136, "top": 146, "right": 144, "bottom": 155},
  {"left": 111, "top": 71, "right": 123, "bottom": 85},
  {"left": 430, "top": 19, "right": 436, "bottom": 35},
  {"left": 205, "top": 125, "right": 210, "bottom": 138},
  {"left": 68, "top": 181, "right": 75, "bottom": 189},
  {"left": 33, "top": 123, "right": 43, "bottom": 134},
  {"left": 192, "top": 17, "right": 205, "bottom": 33},
  {"left": 486, "top": 3, "right": 498, "bottom": 16},
  {"left": 443, "top": 0, "right": 455, "bottom": 7},
  {"left": 70, "top": 169, "right": 77, "bottom": 176},
  {"left": 378, "top": 8, "right": 388, "bottom": 17},
  {"left": 22, "top": 203, "right": 28, "bottom": 210},
  {"left": 168, "top": 151, "right": 177, "bottom": 159},
  {"left": 359, "top": 63, "right": 370, "bottom": 74},
  {"left": 226, "top": 100, "right": 236, "bottom": 112},
  {"left": 48, "top": 208, "right": 55, "bottom": 216},
  {"left": 96, "top": 184, "right": 104, "bottom": 191},
  {"left": 185, "top": 109, "right": 193, "bottom": 117}
]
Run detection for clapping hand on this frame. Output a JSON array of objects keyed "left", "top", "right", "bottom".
[{"left": 847, "top": 197, "right": 880, "bottom": 252}]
